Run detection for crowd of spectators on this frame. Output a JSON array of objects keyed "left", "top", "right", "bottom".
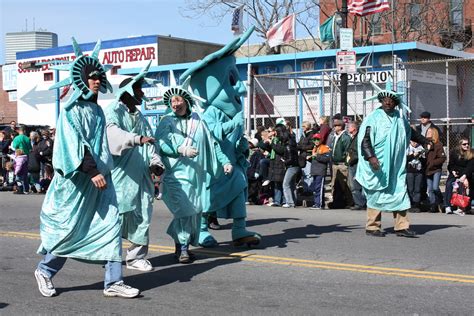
[
  {"left": 0, "top": 120, "right": 55, "bottom": 194},
  {"left": 245, "top": 111, "right": 474, "bottom": 216}
]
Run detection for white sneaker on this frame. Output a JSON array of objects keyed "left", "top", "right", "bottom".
[
  {"left": 103, "top": 281, "right": 140, "bottom": 298},
  {"left": 262, "top": 180, "right": 271, "bottom": 186},
  {"left": 453, "top": 209, "right": 465, "bottom": 216},
  {"left": 282, "top": 204, "right": 294, "bottom": 208},
  {"left": 126, "top": 259, "right": 153, "bottom": 272},
  {"left": 445, "top": 207, "right": 453, "bottom": 214},
  {"left": 34, "top": 269, "right": 57, "bottom": 297}
]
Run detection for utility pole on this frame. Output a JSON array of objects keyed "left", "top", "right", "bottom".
[{"left": 340, "top": 0, "right": 348, "bottom": 116}]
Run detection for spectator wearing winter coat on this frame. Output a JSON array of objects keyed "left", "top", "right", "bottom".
[
  {"left": 318, "top": 116, "right": 331, "bottom": 145},
  {"left": 297, "top": 121, "right": 316, "bottom": 192},
  {"left": 445, "top": 137, "right": 474, "bottom": 215},
  {"left": 346, "top": 121, "right": 366, "bottom": 210},
  {"left": 281, "top": 130, "right": 300, "bottom": 208},
  {"left": 309, "top": 133, "right": 331, "bottom": 209},
  {"left": 406, "top": 141, "right": 426, "bottom": 213},
  {"left": 28, "top": 132, "right": 42, "bottom": 191},
  {"left": 0, "top": 131, "right": 11, "bottom": 180},
  {"left": 247, "top": 138, "right": 265, "bottom": 204},
  {"left": 37, "top": 129, "right": 54, "bottom": 179},
  {"left": 260, "top": 124, "right": 287, "bottom": 206},
  {"left": 424, "top": 127, "right": 446, "bottom": 213},
  {"left": 329, "top": 119, "right": 353, "bottom": 208}
]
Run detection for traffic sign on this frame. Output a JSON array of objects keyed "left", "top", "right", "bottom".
[
  {"left": 336, "top": 50, "right": 356, "bottom": 74},
  {"left": 339, "top": 28, "right": 353, "bottom": 50}
]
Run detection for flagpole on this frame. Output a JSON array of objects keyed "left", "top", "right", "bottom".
[{"left": 340, "top": 0, "right": 348, "bottom": 117}]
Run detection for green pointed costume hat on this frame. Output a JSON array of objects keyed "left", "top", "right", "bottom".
[
  {"left": 363, "top": 80, "right": 410, "bottom": 113},
  {"left": 49, "top": 37, "right": 113, "bottom": 109}
]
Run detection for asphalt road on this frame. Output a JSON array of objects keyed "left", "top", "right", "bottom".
[{"left": 0, "top": 192, "right": 473, "bottom": 315}]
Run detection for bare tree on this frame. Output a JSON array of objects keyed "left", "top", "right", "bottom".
[{"left": 181, "top": 0, "right": 323, "bottom": 54}]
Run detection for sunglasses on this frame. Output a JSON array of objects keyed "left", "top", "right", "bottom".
[{"left": 461, "top": 143, "right": 469, "bottom": 146}]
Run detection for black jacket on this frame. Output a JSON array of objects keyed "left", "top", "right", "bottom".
[
  {"left": 297, "top": 129, "right": 315, "bottom": 168},
  {"left": 346, "top": 132, "right": 359, "bottom": 167},
  {"left": 283, "top": 133, "right": 299, "bottom": 167},
  {"left": 447, "top": 151, "right": 474, "bottom": 179},
  {"left": 36, "top": 138, "right": 54, "bottom": 163},
  {"left": 0, "top": 139, "right": 11, "bottom": 155}
]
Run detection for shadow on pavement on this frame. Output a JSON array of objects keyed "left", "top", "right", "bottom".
[
  {"left": 218, "top": 217, "right": 300, "bottom": 230},
  {"left": 257, "top": 224, "right": 361, "bottom": 249},
  {"left": 384, "top": 224, "right": 465, "bottom": 235},
  {"left": 56, "top": 257, "right": 239, "bottom": 295},
  {"left": 0, "top": 303, "right": 8, "bottom": 309}
]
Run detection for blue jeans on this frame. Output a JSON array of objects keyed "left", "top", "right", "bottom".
[
  {"left": 273, "top": 181, "right": 283, "bottom": 206},
  {"left": 310, "top": 175, "right": 325, "bottom": 207},
  {"left": 406, "top": 172, "right": 422, "bottom": 204},
  {"left": 444, "top": 176, "right": 456, "bottom": 208},
  {"left": 15, "top": 174, "right": 29, "bottom": 193},
  {"left": 259, "top": 158, "right": 270, "bottom": 181},
  {"left": 427, "top": 171, "right": 442, "bottom": 205},
  {"left": 348, "top": 165, "right": 366, "bottom": 207},
  {"left": 283, "top": 166, "right": 300, "bottom": 206},
  {"left": 37, "top": 252, "right": 122, "bottom": 289}
]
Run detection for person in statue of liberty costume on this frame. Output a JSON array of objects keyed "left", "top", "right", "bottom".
[
  {"left": 155, "top": 78, "right": 232, "bottom": 263},
  {"left": 356, "top": 81, "right": 430, "bottom": 238},
  {"left": 34, "top": 38, "right": 139, "bottom": 298},
  {"left": 104, "top": 61, "right": 164, "bottom": 272},
  {"left": 179, "top": 26, "right": 261, "bottom": 247}
]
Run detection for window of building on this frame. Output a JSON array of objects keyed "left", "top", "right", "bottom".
[
  {"left": 111, "top": 65, "right": 121, "bottom": 75},
  {"left": 450, "top": 0, "right": 463, "bottom": 28},
  {"left": 409, "top": 3, "right": 421, "bottom": 29},
  {"left": 44, "top": 72, "right": 53, "bottom": 81},
  {"left": 370, "top": 13, "right": 382, "bottom": 35}
]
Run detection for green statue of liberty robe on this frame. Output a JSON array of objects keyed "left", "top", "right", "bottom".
[
  {"left": 156, "top": 107, "right": 229, "bottom": 246},
  {"left": 38, "top": 100, "right": 122, "bottom": 262},
  {"left": 105, "top": 100, "right": 157, "bottom": 246},
  {"left": 356, "top": 108, "right": 412, "bottom": 211}
]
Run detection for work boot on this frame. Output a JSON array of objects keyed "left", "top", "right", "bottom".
[
  {"left": 395, "top": 229, "right": 417, "bottom": 238},
  {"left": 232, "top": 217, "right": 261, "bottom": 247}
]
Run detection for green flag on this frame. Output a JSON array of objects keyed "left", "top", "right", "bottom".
[{"left": 319, "top": 15, "right": 335, "bottom": 43}]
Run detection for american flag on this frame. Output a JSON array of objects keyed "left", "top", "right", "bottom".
[
  {"left": 231, "top": 5, "right": 244, "bottom": 35},
  {"left": 348, "top": 0, "right": 390, "bottom": 16}
]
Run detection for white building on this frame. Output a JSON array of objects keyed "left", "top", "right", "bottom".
[{"left": 5, "top": 31, "right": 58, "bottom": 64}]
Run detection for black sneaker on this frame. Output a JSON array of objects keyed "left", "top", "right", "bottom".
[
  {"left": 365, "top": 230, "right": 386, "bottom": 237},
  {"left": 395, "top": 229, "right": 417, "bottom": 238}
]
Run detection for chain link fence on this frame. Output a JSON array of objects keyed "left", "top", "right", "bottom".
[{"left": 247, "top": 58, "right": 474, "bottom": 164}]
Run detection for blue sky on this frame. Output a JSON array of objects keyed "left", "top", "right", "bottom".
[{"left": 0, "top": 0, "right": 260, "bottom": 64}]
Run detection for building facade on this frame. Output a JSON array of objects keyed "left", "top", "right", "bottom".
[
  {"left": 0, "top": 64, "right": 17, "bottom": 123},
  {"left": 319, "top": 0, "right": 474, "bottom": 53},
  {"left": 5, "top": 31, "right": 58, "bottom": 64},
  {"left": 15, "top": 35, "right": 223, "bottom": 126}
]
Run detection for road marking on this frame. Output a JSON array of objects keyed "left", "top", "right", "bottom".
[{"left": 3, "top": 231, "right": 474, "bottom": 284}]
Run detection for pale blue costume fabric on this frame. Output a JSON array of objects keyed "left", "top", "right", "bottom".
[
  {"left": 156, "top": 110, "right": 228, "bottom": 245},
  {"left": 105, "top": 101, "right": 155, "bottom": 246},
  {"left": 38, "top": 100, "right": 122, "bottom": 262},
  {"left": 203, "top": 107, "right": 248, "bottom": 218},
  {"left": 356, "top": 108, "right": 411, "bottom": 212}
]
